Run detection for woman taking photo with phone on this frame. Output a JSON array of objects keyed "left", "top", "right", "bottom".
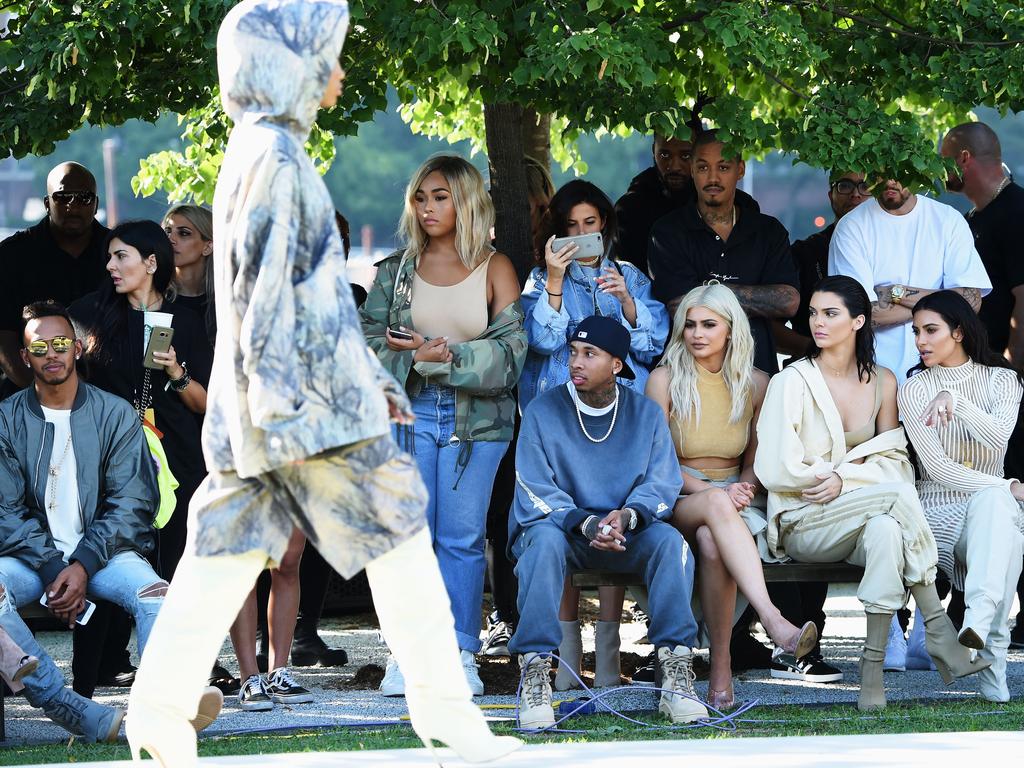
[
  {"left": 646, "top": 283, "right": 816, "bottom": 709},
  {"left": 519, "top": 179, "right": 668, "bottom": 690},
  {"left": 898, "top": 291, "right": 1024, "bottom": 702},
  {"left": 70, "top": 219, "right": 213, "bottom": 579},
  {"left": 754, "top": 276, "right": 987, "bottom": 710},
  {"left": 360, "top": 154, "right": 526, "bottom": 696}
]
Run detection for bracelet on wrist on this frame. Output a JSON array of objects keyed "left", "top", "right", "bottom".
[
  {"left": 168, "top": 362, "right": 191, "bottom": 392},
  {"left": 546, "top": 289, "right": 563, "bottom": 297}
]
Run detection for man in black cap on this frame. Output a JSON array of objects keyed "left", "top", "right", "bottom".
[{"left": 507, "top": 315, "right": 705, "bottom": 729}]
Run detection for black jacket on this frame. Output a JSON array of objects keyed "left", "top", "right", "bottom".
[
  {"left": 614, "top": 166, "right": 760, "bottom": 276},
  {"left": 0, "top": 382, "right": 157, "bottom": 585}
]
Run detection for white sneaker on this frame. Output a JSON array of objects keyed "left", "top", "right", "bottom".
[
  {"left": 883, "top": 615, "right": 907, "bottom": 671},
  {"left": 657, "top": 646, "right": 709, "bottom": 724},
  {"left": 379, "top": 655, "right": 405, "bottom": 697},
  {"left": 461, "top": 650, "right": 484, "bottom": 696}
]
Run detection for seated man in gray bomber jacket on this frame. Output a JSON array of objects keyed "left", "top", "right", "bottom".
[{"left": 0, "top": 301, "right": 215, "bottom": 740}]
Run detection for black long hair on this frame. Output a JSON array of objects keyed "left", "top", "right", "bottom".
[
  {"left": 534, "top": 180, "right": 618, "bottom": 266},
  {"left": 806, "top": 275, "right": 877, "bottom": 382},
  {"left": 908, "top": 290, "right": 1024, "bottom": 382},
  {"left": 85, "top": 220, "right": 175, "bottom": 361}
]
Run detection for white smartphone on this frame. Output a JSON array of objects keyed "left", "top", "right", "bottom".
[
  {"left": 551, "top": 231, "right": 604, "bottom": 260},
  {"left": 39, "top": 593, "right": 97, "bottom": 626}
]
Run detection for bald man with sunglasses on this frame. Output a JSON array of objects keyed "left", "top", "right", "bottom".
[{"left": 0, "top": 162, "right": 109, "bottom": 391}]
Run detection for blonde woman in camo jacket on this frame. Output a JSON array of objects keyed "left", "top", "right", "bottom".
[{"left": 899, "top": 290, "right": 1024, "bottom": 702}]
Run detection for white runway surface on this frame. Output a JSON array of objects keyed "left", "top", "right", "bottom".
[{"left": 33, "top": 731, "right": 1024, "bottom": 767}]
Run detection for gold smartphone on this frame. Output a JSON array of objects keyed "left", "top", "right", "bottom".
[{"left": 143, "top": 327, "right": 175, "bottom": 370}]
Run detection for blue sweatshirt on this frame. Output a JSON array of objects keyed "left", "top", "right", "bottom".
[{"left": 509, "top": 383, "right": 682, "bottom": 549}]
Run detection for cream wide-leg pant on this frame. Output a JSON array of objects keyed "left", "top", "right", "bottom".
[
  {"left": 952, "top": 486, "right": 1024, "bottom": 701},
  {"left": 778, "top": 483, "right": 938, "bottom": 614}
]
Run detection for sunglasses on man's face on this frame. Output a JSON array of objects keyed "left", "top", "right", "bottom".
[
  {"left": 49, "top": 191, "right": 97, "bottom": 207},
  {"left": 26, "top": 336, "right": 75, "bottom": 357},
  {"left": 831, "top": 180, "right": 871, "bottom": 196}
]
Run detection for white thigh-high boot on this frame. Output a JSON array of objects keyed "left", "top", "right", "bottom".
[
  {"left": 366, "top": 529, "right": 522, "bottom": 763},
  {"left": 128, "top": 550, "right": 268, "bottom": 767}
]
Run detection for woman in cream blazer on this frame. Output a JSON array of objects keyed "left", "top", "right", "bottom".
[{"left": 754, "top": 276, "right": 987, "bottom": 710}]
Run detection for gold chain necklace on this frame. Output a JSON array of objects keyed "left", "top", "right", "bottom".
[{"left": 46, "top": 432, "right": 74, "bottom": 512}]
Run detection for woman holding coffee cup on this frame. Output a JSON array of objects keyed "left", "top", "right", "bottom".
[{"left": 70, "top": 219, "right": 213, "bottom": 579}]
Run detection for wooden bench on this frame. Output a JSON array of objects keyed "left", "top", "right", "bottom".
[{"left": 571, "top": 561, "right": 865, "bottom": 588}]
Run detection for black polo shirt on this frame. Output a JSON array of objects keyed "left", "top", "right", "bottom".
[
  {"left": 0, "top": 217, "right": 110, "bottom": 333},
  {"left": 789, "top": 222, "right": 835, "bottom": 339},
  {"left": 648, "top": 203, "right": 798, "bottom": 373},
  {"left": 966, "top": 182, "right": 1024, "bottom": 355}
]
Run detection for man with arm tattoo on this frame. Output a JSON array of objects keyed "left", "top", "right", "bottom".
[
  {"left": 829, "top": 176, "right": 990, "bottom": 382},
  {"left": 648, "top": 130, "right": 799, "bottom": 374}
]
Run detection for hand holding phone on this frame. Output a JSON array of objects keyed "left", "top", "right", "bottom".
[
  {"left": 551, "top": 231, "right": 604, "bottom": 261},
  {"left": 385, "top": 326, "right": 425, "bottom": 352},
  {"left": 40, "top": 592, "right": 96, "bottom": 626},
  {"left": 144, "top": 327, "right": 175, "bottom": 370}
]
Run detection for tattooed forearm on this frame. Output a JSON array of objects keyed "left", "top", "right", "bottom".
[
  {"left": 870, "top": 301, "right": 913, "bottom": 328},
  {"left": 729, "top": 284, "right": 800, "bottom": 318},
  {"left": 953, "top": 286, "right": 983, "bottom": 312}
]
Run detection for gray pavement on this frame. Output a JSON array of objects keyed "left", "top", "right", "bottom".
[{"left": 2, "top": 588, "right": 1021, "bottom": 746}]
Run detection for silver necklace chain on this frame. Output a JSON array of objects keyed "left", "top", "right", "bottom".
[
  {"left": 47, "top": 432, "right": 74, "bottom": 512},
  {"left": 572, "top": 385, "right": 619, "bottom": 443},
  {"left": 968, "top": 176, "right": 1010, "bottom": 218}
]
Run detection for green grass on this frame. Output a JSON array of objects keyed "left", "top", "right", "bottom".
[{"left": 2, "top": 699, "right": 1022, "bottom": 765}]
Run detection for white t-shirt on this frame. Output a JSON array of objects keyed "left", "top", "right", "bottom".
[
  {"left": 40, "top": 406, "right": 83, "bottom": 560},
  {"left": 828, "top": 195, "right": 991, "bottom": 382}
]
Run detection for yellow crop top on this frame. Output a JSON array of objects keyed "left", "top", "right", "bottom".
[{"left": 669, "top": 365, "right": 753, "bottom": 462}]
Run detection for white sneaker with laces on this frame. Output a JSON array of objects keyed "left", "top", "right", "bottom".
[
  {"left": 379, "top": 655, "right": 406, "bottom": 697},
  {"left": 461, "top": 649, "right": 485, "bottom": 696}
]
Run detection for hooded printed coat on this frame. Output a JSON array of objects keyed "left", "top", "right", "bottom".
[{"left": 206, "top": 0, "right": 399, "bottom": 479}]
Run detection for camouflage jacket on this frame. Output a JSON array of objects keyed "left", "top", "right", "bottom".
[{"left": 360, "top": 250, "right": 527, "bottom": 443}]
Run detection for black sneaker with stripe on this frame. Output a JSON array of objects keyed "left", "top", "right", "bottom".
[
  {"left": 264, "top": 667, "right": 314, "bottom": 704},
  {"left": 238, "top": 674, "right": 273, "bottom": 711}
]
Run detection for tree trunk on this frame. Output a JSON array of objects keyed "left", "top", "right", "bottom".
[
  {"left": 521, "top": 109, "right": 551, "bottom": 169},
  {"left": 484, "top": 101, "right": 534, "bottom": 286}
]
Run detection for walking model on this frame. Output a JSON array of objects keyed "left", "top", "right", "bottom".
[{"left": 126, "top": 1, "right": 521, "bottom": 765}]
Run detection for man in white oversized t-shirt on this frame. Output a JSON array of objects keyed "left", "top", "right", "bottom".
[{"left": 829, "top": 179, "right": 991, "bottom": 382}]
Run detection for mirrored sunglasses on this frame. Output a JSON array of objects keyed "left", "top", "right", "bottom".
[
  {"left": 27, "top": 336, "right": 75, "bottom": 356},
  {"left": 50, "top": 191, "right": 96, "bottom": 206}
]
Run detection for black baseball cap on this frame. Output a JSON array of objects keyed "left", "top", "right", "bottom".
[{"left": 568, "top": 315, "right": 635, "bottom": 380}]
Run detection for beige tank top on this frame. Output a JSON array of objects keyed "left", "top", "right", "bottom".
[
  {"left": 410, "top": 256, "right": 490, "bottom": 344},
  {"left": 669, "top": 365, "right": 753, "bottom": 463},
  {"left": 843, "top": 374, "right": 884, "bottom": 450}
]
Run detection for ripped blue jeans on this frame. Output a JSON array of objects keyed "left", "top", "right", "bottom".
[
  {"left": 0, "top": 551, "right": 165, "bottom": 653},
  {"left": 0, "top": 551, "right": 165, "bottom": 741}
]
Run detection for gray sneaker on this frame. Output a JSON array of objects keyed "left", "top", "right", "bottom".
[
  {"left": 238, "top": 674, "right": 273, "bottom": 711},
  {"left": 517, "top": 654, "right": 554, "bottom": 730}
]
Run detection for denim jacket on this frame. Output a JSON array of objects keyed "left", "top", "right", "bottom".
[{"left": 519, "top": 257, "right": 668, "bottom": 412}]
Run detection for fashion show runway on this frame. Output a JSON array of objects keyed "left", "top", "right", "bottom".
[{"left": 34, "top": 731, "right": 1024, "bottom": 767}]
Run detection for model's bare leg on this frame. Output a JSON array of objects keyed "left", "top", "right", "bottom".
[
  {"left": 694, "top": 525, "right": 736, "bottom": 705},
  {"left": 230, "top": 590, "right": 261, "bottom": 681},
  {"left": 673, "top": 488, "right": 814, "bottom": 655},
  {"left": 268, "top": 528, "right": 306, "bottom": 671}
]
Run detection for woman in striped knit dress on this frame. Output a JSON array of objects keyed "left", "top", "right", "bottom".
[{"left": 899, "top": 290, "right": 1024, "bottom": 702}]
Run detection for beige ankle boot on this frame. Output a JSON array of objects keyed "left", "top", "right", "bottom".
[
  {"left": 910, "top": 582, "right": 990, "bottom": 684},
  {"left": 858, "top": 612, "right": 891, "bottom": 711},
  {"left": 593, "top": 621, "right": 621, "bottom": 688},
  {"left": 554, "top": 620, "right": 583, "bottom": 691},
  {"left": 0, "top": 627, "right": 38, "bottom": 693}
]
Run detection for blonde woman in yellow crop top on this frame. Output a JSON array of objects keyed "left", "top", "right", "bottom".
[{"left": 646, "top": 284, "right": 817, "bottom": 709}]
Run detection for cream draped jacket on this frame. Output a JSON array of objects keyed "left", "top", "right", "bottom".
[{"left": 754, "top": 358, "right": 931, "bottom": 562}]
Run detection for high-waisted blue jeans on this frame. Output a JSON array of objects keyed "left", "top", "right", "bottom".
[{"left": 401, "top": 385, "right": 508, "bottom": 652}]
